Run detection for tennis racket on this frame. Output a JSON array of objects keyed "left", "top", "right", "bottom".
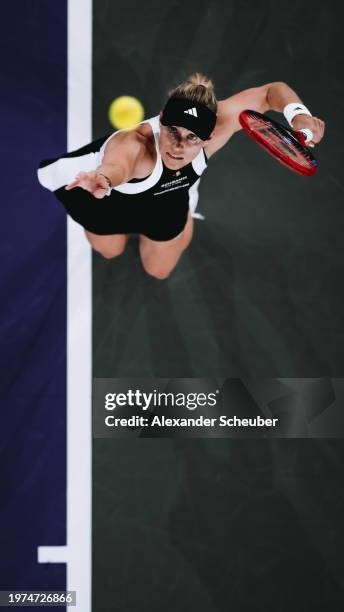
[{"left": 239, "top": 109, "right": 318, "bottom": 176}]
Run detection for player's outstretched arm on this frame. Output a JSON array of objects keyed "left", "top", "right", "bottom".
[{"left": 64, "top": 131, "right": 144, "bottom": 198}]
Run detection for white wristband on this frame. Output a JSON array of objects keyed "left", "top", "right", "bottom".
[{"left": 283, "top": 102, "right": 312, "bottom": 127}]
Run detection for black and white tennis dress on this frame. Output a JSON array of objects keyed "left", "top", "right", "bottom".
[{"left": 37, "top": 116, "right": 207, "bottom": 241}]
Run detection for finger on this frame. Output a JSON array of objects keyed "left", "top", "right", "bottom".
[
  {"left": 65, "top": 178, "right": 80, "bottom": 190},
  {"left": 315, "top": 119, "right": 325, "bottom": 138},
  {"left": 93, "top": 189, "right": 107, "bottom": 199},
  {"left": 311, "top": 130, "right": 323, "bottom": 145},
  {"left": 97, "top": 179, "right": 109, "bottom": 191},
  {"left": 94, "top": 184, "right": 109, "bottom": 198}
]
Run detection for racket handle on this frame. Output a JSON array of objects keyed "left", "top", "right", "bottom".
[{"left": 297, "top": 128, "right": 314, "bottom": 147}]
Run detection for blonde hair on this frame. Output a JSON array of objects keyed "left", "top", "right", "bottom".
[{"left": 168, "top": 72, "right": 217, "bottom": 113}]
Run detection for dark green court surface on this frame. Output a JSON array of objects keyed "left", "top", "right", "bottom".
[{"left": 92, "top": 2, "right": 344, "bottom": 610}]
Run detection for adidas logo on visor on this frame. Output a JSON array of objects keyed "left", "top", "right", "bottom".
[{"left": 184, "top": 107, "right": 198, "bottom": 117}]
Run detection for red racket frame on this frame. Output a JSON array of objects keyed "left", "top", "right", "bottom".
[{"left": 239, "top": 109, "right": 318, "bottom": 176}]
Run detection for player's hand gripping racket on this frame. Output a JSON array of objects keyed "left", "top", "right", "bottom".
[{"left": 239, "top": 109, "right": 318, "bottom": 176}]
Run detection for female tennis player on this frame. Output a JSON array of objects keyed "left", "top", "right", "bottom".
[{"left": 38, "top": 74, "right": 325, "bottom": 279}]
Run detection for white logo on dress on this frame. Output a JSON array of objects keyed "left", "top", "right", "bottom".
[{"left": 184, "top": 107, "right": 198, "bottom": 117}]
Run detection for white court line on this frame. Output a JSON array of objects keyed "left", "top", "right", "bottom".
[
  {"left": 66, "top": 0, "right": 93, "bottom": 607},
  {"left": 37, "top": 546, "right": 68, "bottom": 564},
  {"left": 38, "top": 1, "right": 93, "bottom": 610}
]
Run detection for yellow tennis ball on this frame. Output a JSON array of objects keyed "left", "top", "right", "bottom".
[{"left": 108, "top": 96, "right": 144, "bottom": 129}]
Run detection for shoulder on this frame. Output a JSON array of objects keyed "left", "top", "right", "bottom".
[
  {"left": 103, "top": 127, "right": 147, "bottom": 157},
  {"left": 103, "top": 123, "right": 155, "bottom": 167},
  {"left": 204, "top": 83, "right": 272, "bottom": 158}
]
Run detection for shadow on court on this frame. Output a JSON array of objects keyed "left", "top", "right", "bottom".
[{"left": 93, "top": 209, "right": 341, "bottom": 378}]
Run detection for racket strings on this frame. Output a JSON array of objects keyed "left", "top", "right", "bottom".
[
  {"left": 250, "top": 117, "right": 311, "bottom": 167},
  {"left": 258, "top": 127, "right": 298, "bottom": 158}
]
